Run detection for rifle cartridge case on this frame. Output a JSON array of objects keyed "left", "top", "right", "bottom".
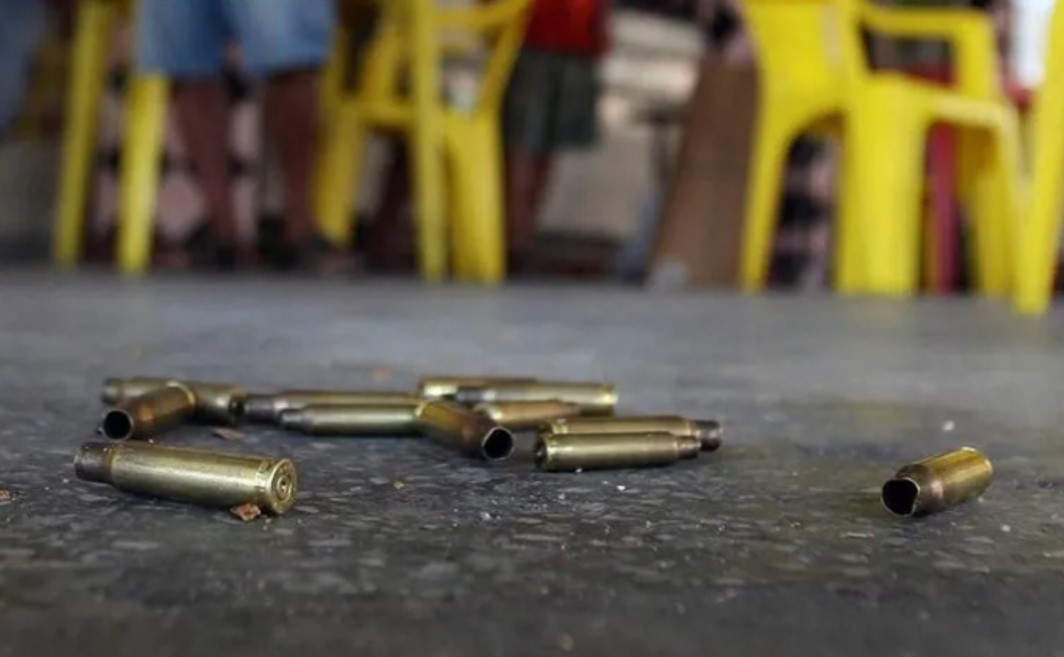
[
  {"left": 543, "top": 415, "right": 723, "bottom": 451},
  {"left": 279, "top": 403, "right": 423, "bottom": 436},
  {"left": 455, "top": 381, "right": 617, "bottom": 416},
  {"left": 474, "top": 401, "right": 583, "bottom": 430},
  {"left": 882, "top": 447, "right": 993, "bottom": 517},
  {"left": 416, "top": 400, "right": 514, "bottom": 460},
  {"left": 535, "top": 432, "right": 701, "bottom": 472},
  {"left": 74, "top": 441, "right": 297, "bottom": 514},
  {"left": 100, "top": 384, "right": 196, "bottom": 440},
  {"left": 101, "top": 377, "right": 172, "bottom": 403},
  {"left": 417, "top": 376, "right": 538, "bottom": 400},
  {"left": 101, "top": 377, "right": 246, "bottom": 426},
  {"left": 244, "top": 390, "right": 422, "bottom": 423}
]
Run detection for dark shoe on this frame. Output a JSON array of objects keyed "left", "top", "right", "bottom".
[
  {"left": 272, "top": 233, "right": 351, "bottom": 274},
  {"left": 184, "top": 222, "right": 251, "bottom": 272}
]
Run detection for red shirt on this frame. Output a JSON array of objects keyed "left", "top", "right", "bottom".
[{"left": 524, "top": 0, "right": 609, "bottom": 57}]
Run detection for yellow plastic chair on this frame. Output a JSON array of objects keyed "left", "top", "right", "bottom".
[
  {"left": 315, "top": 0, "right": 531, "bottom": 283},
  {"left": 52, "top": 0, "right": 168, "bottom": 274},
  {"left": 740, "top": 0, "right": 1022, "bottom": 297},
  {"left": 1014, "top": 2, "right": 1064, "bottom": 315}
]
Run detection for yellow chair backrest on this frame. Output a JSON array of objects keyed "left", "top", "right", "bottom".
[
  {"left": 360, "top": 0, "right": 531, "bottom": 116},
  {"left": 436, "top": 0, "right": 531, "bottom": 116},
  {"left": 742, "top": 0, "right": 867, "bottom": 96}
]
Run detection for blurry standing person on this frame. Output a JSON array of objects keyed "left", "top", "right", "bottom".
[
  {"left": 136, "top": 0, "right": 336, "bottom": 270},
  {"left": 697, "top": 0, "right": 750, "bottom": 65},
  {"left": 499, "top": 0, "right": 610, "bottom": 275}
]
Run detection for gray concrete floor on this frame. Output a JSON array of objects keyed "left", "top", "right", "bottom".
[{"left": 2, "top": 272, "right": 1064, "bottom": 656}]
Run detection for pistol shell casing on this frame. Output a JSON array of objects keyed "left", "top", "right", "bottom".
[
  {"left": 544, "top": 415, "right": 723, "bottom": 451},
  {"left": 882, "top": 446, "right": 993, "bottom": 517},
  {"left": 74, "top": 441, "right": 297, "bottom": 514},
  {"left": 245, "top": 390, "right": 423, "bottom": 423},
  {"left": 455, "top": 382, "right": 618, "bottom": 416},
  {"left": 100, "top": 384, "right": 197, "bottom": 440},
  {"left": 416, "top": 400, "right": 515, "bottom": 460},
  {"left": 279, "top": 403, "right": 423, "bottom": 436},
  {"left": 101, "top": 377, "right": 246, "bottom": 426},
  {"left": 417, "top": 376, "right": 538, "bottom": 400},
  {"left": 535, "top": 432, "right": 702, "bottom": 472},
  {"left": 474, "top": 401, "right": 583, "bottom": 430}
]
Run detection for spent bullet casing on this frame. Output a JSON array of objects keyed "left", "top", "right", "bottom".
[
  {"left": 101, "top": 377, "right": 247, "bottom": 426},
  {"left": 74, "top": 441, "right": 297, "bottom": 514},
  {"left": 455, "top": 381, "right": 617, "bottom": 416},
  {"left": 544, "top": 415, "right": 723, "bottom": 451},
  {"left": 100, "top": 384, "right": 197, "bottom": 440},
  {"left": 882, "top": 446, "right": 993, "bottom": 517},
  {"left": 279, "top": 403, "right": 423, "bottom": 435},
  {"left": 417, "top": 376, "right": 539, "bottom": 400},
  {"left": 474, "top": 400, "right": 583, "bottom": 430},
  {"left": 244, "top": 390, "right": 423, "bottom": 423},
  {"left": 416, "top": 400, "right": 515, "bottom": 460},
  {"left": 535, "top": 432, "right": 702, "bottom": 472}
]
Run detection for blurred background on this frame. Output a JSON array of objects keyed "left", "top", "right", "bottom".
[{"left": 0, "top": 0, "right": 1060, "bottom": 310}]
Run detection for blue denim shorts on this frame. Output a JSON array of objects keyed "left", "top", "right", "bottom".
[{"left": 136, "top": 0, "right": 334, "bottom": 78}]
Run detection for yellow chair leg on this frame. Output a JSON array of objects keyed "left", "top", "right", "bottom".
[
  {"left": 446, "top": 117, "right": 506, "bottom": 284},
  {"left": 315, "top": 100, "right": 365, "bottom": 247},
  {"left": 740, "top": 112, "right": 794, "bottom": 291},
  {"left": 967, "top": 121, "right": 1021, "bottom": 298},
  {"left": 835, "top": 133, "right": 866, "bottom": 293},
  {"left": 1015, "top": 122, "right": 1064, "bottom": 313},
  {"left": 965, "top": 135, "right": 1000, "bottom": 294},
  {"left": 847, "top": 95, "right": 926, "bottom": 296},
  {"left": 52, "top": 0, "right": 115, "bottom": 268},
  {"left": 116, "top": 75, "right": 168, "bottom": 275},
  {"left": 445, "top": 135, "right": 473, "bottom": 281},
  {"left": 407, "top": 0, "right": 447, "bottom": 281}
]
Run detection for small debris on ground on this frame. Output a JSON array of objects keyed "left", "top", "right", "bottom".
[
  {"left": 942, "top": 420, "right": 956, "bottom": 432},
  {"left": 0, "top": 488, "right": 11, "bottom": 502},
  {"left": 558, "top": 634, "right": 575, "bottom": 652},
  {"left": 212, "top": 428, "right": 244, "bottom": 441},
  {"left": 393, "top": 480, "right": 406, "bottom": 490},
  {"left": 230, "top": 503, "right": 263, "bottom": 522}
]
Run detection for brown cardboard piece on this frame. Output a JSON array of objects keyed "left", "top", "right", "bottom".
[{"left": 649, "top": 56, "right": 758, "bottom": 288}]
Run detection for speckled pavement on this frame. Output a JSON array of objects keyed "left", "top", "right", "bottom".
[{"left": 2, "top": 272, "right": 1064, "bottom": 656}]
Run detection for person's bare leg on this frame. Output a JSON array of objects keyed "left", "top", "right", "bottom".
[
  {"left": 369, "top": 140, "right": 415, "bottom": 271},
  {"left": 504, "top": 147, "right": 554, "bottom": 259},
  {"left": 263, "top": 68, "right": 320, "bottom": 245},
  {"left": 172, "top": 79, "right": 237, "bottom": 244},
  {"left": 530, "top": 155, "right": 555, "bottom": 220}
]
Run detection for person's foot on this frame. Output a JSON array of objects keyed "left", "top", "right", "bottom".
[
  {"left": 272, "top": 233, "right": 352, "bottom": 274},
  {"left": 184, "top": 222, "right": 255, "bottom": 272},
  {"left": 507, "top": 249, "right": 533, "bottom": 278}
]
